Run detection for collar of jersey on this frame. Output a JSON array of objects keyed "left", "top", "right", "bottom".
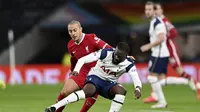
[{"left": 75, "top": 33, "right": 85, "bottom": 45}]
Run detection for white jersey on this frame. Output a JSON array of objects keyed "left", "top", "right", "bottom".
[
  {"left": 149, "top": 17, "right": 169, "bottom": 57},
  {"left": 88, "top": 49, "right": 135, "bottom": 82},
  {"left": 74, "top": 48, "right": 142, "bottom": 88}
]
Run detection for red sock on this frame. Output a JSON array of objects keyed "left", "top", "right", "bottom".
[
  {"left": 56, "top": 93, "right": 65, "bottom": 112},
  {"left": 181, "top": 72, "right": 191, "bottom": 80},
  {"left": 80, "top": 93, "right": 98, "bottom": 112}
]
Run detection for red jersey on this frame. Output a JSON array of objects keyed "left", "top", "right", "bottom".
[
  {"left": 162, "top": 16, "right": 178, "bottom": 39},
  {"left": 68, "top": 33, "right": 111, "bottom": 72}
]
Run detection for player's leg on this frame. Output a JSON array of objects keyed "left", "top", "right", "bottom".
[
  {"left": 172, "top": 61, "right": 200, "bottom": 100},
  {"left": 54, "top": 82, "right": 97, "bottom": 109},
  {"left": 150, "top": 57, "right": 169, "bottom": 108},
  {"left": 45, "top": 76, "right": 98, "bottom": 112},
  {"left": 80, "top": 75, "right": 104, "bottom": 112},
  {"left": 45, "top": 84, "right": 93, "bottom": 112},
  {"left": 146, "top": 57, "right": 168, "bottom": 108},
  {"left": 108, "top": 85, "right": 127, "bottom": 112},
  {"left": 80, "top": 93, "right": 98, "bottom": 112},
  {"left": 168, "top": 39, "right": 191, "bottom": 79},
  {"left": 159, "top": 76, "right": 188, "bottom": 86},
  {"left": 56, "top": 75, "right": 83, "bottom": 112},
  {"left": 168, "top": 39, "right": 197, "bottom": 90},
  {"left": 148, "top": 74, "right": 167, "bottom": 108},
  {"left": 175, "top": 65, "right": 197, "bottom": 90},
  {"left": 143, "top": 56, "right": 159, "bottom": 103}
]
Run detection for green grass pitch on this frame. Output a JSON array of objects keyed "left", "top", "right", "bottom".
[{"left": 0, "top": 84, "right": 199, "bottom": 112}]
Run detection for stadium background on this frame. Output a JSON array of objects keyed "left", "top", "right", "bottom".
[{"left": 0, "top": 0, "right": 200, "bottom": 112}]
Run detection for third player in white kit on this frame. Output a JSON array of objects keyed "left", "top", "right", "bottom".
[{"left": 141, "top": 1, "right": 169, "bottom": 108}]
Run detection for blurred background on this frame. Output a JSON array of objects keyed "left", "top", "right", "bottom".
[
  {"left": 0, "top": 0, "right": 200, "bottom": 64},
  {"left": 0, "top": 0, "right": 200, "bottom": 84},
  {"left": 0, "top": 0, "right": 200, "bottom": 112}
]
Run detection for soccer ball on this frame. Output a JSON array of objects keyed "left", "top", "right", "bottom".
[{"left": 0, "top": 80, "right": 6, "bottom": 89}]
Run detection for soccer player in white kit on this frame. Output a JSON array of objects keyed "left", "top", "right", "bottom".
[
  {"left": 140, "top": 1, "right": 169, "bottom": 108},
  {"left": 143, "top": 2, "right": 200, "bottom": 103},
  {"left": 45, "top": 42, "right": 142, "bottom": 112}
]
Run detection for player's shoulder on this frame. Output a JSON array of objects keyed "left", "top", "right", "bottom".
[
  {"left": 162, "top": 17, "right": 169, "bottom": 21},
  {"left": 125, "top": 57, "right": 135, "bottom": 72},
  {"left": 152, "top": 17, "right": 163, "bottom": 28},
  {"left": 162, "top": 17, "right": 172, "bottom": 23},
  {"left": 84, "top": 33, "right": 100, "bottom": 43},
  {"left": 99, "top": 48, "right": 114, "bottom": 60},
  {"left": 126, "top": 57, "right": 135, "bottom": 64},
  {"left": 84, "top": 33, "right": 97, "bottom": 39}
]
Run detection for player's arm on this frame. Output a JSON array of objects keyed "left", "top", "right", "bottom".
[
  {"left": 165, "top": 21, "right": 178, "bottom": 39},
  {"left": 73, "top": 50, "right": 101, "bottom": 74},
  {"left": 128, "top": 65, "right": 142, "bottom": 99},
  {"left": 128, "top": 66, "right": 142, "bottom": 90},
  {"left": 140, "top": 23, "right": 166, "bottom": 52},
  {"left": 67, "top": 43, "right": 78, "bottom": 71},
  {"left": 70, "top": 55, "right": 77, "bottom": 71},
  {"left": 168, "top": 28, "right": 178, "bottom": 39}
]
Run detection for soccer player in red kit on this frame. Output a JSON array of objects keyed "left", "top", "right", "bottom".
[
  {"left": 143, "top": 3, "right": 200, "bottom": 103},
  {"left": 56, "top": 20, "right": 112, "bottom": 112}
]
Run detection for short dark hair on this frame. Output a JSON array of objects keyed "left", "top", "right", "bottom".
[
  {"left": 68, "top": 20, "right": 81, "bottom": 27},
  {"left": 154, "top": 2, "right": 163, "bottom": 9},
  {"left": 146, "top": 1, "right": 157, "bottom": 10},
  {"left": 117, "top": 42, "right": 130, "bottom": 54},
  {"left": 145, "top": 1, "right": 154, "bottom": 5}
]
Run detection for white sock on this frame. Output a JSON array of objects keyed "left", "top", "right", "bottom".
[
  {"left": 159, "top": 77, "right": 189, "bottom": 86},
  {"left": 52, "top": 90, "right": 85, "bottom": 110},
  {"left": 148, "top": 76, "right": 167, "bottom": 104},
  {"left": 151, "top": 92, "right": 158, "bottom": 100},
  {"left": 109, "top": 94, "right": 125, "bottom": 112},
  {"left": 152, "top": 82, "right": 167, "bottom": 104}
]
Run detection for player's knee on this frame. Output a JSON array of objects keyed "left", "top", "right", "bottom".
[
  {"left": 176, "top": 67, "right": 184, "bottom": 75},
  {"left": 118, "top": 84, "right": 127, "bottom": 95},
  {"left": 83, "top": 84, "right": 96, "bottom": 98},
  {"left": 147, "top": 75, "right": 158, "bottom": 84},
  {"left": 61, "top": 89, "right": 70, "bottom": 97},
  {"left": 113, "top": 86, "right": 127, "bottom": 96},
  {"left": 84, "top": 90, "right": 95, "bottom": 98},
  {"left": 61, "top": 87, "right": 74, "bottom": 96}
]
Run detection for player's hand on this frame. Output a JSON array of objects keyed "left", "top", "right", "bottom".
[
  {"left": 71, "top": 71, "right": 79, "bottom": 76},
  {"left": 128, "top": 56, "right": 136, "bottom": 61},
  {"left": 140, "top": 44, "right": 151, "bottom": 52},
  {"left": 134, "top": 86, "right": 141, "bottom": 99}
]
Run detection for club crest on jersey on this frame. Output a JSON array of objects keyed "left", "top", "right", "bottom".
[
  {"left": 94, "top": 37, "right": 100, "bottom": 43},
  {"left": 85, "top": 46, "right": 89, "bottom": 53}
]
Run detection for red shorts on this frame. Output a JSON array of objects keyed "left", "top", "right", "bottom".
[
  {"left": 69, "top": 68, "right": 90, "bottom": 88},
  {"left": 167, "top": 39, "right": 182, "bottom": 68}
]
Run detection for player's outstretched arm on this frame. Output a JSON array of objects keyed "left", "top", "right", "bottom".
[
  {"left": 128, "top": 66, "right": 142, "bottom": 99},
  {"left": 73, "top": 50, "right": 101, "bottom": 74}
]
